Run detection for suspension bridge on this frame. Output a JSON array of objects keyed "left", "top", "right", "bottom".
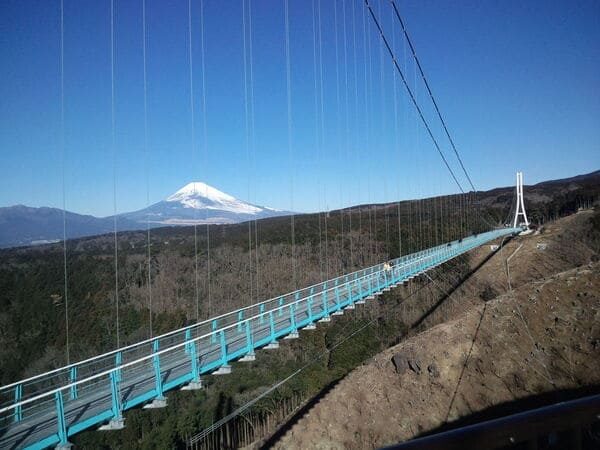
[
  {"left": 0, "top": 225, "right": 523, "bottom": 449},
  {"left": 0, "top": 0, "right": 535, "bottom": 448}
]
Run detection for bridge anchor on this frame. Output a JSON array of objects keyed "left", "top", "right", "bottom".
[
  {"left": 213, "top": 364, "right": 232, "bottom": 375},
  {"left": 264, "top": 341, "right": 280, "bottom": 349},
  {"left": 181, "top": 380, "right": 203, "bottom": 390},
  {"left": 239, "top": 351, "right": 256, "bottom": 362},
  {"left": 99, "top": 417, "right": 125, "bottom": 431},
  {"left": 143, "top": 396, "right": 167, "bottom": 409},
  {"left": 302, "top": 323, "right": 317, "bottom": 330}
]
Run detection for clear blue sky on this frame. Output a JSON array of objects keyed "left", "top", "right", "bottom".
[{"left": 1, "top": 0, "right": 599, "bottom": 217}]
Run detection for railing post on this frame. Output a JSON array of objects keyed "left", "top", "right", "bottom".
[
  {"left": 211, "top": 319, "right": 217, "bottom": 344},
  {"left": 185, "top": 329, "right": 200, "bottom": 382},
  {"left": 109, "top": 370, "right": 123, "bottom": 422},
  {"left": 269, "top": 311, "right": 276, "bottom": 340},
  {"left": 115, "top": 351, "right": 122, "bottom": 383},
  {"left": 69, "top": 366, "right": 78, "bottom": 400},
  {"left": 357, "top": 277, "right": 363, "bottom": 299},
  {"left": 259, "top": 304, "right": 265, "bottom": 324},
  {"left": 54, "top": 390, "right": 70, "bottom": 447},
  {"left": 289, "top": 303, "right": 297, "bottom": 333},
  {"left": 335, "top": 286, "right": 341, "bottom": 310},
  {"left": 322, "top": 282, "right": 329, "bottom": 316},
  {"left": 237, "top": 311, "right": 243, "bottom": 332},
  {"left": 219, "top": 330, "right": 227, "bottom": 364},
  {"left": 14, "top": 384, "right": 22, "bottom": 423},
  {"left": 346, "top": 281, "right": 353, "bottom": 304},
  {"left": 152, "top": 339, "right": 164, "bottom": 400},
  {"left": 307, "top": 295, "right": 314, "bottom": 321},
  {"left": 185, "top": 328, "right": 192, "bottom": 354},
  {"left": 245, "top": 319, "right": 253, "bottom": 352},
  {"left": 278, "top": 297, "right": 284, "bottom": 316}
]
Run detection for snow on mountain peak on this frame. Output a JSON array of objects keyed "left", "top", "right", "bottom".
[
  {"left": 167, "top": 182, "right": 235, "bottom": 203},
  {"left": 166, "top": 182, "right": 263, "bottom": 215}
]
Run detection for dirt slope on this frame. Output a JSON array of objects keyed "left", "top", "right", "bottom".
[{"left": 273, "top": 212, "right": 600, "bottom": 449}]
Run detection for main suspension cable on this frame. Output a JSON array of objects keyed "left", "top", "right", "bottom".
[
  {"left": 390, "top": 0, "right": 475, "bottom": 192},
  {"left": 363, "top": 0, "right": 465, "bottom": 194}
]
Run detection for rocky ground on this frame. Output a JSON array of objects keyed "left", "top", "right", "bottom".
[{"left": 271, "top": 211, "right": 600, "bottom": 449}]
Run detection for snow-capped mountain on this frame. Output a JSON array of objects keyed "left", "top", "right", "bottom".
[
  {"left": 0, "top": 182, "right": 289, "bottom": 248},
  {"left": 119, "top": 182, "right": 288, "bottom": 225}
]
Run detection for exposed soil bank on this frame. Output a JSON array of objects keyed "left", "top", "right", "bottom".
[{"left": 272, "top": 212, "right": 600, "bottom": 449}]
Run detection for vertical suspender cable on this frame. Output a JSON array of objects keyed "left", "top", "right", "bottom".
[
  {"left": 284, "top": 0, "right": 296, "bottom": 289},
  {"left": 333, "top": 0, "right": 344, "bottom": 273},
  {"left": 142, "top": 0, "right": 152, "bottom": 338},
  {"left": 351, "top": 0, "right": 363, "bottom": 264},
  {"left": 377, "top": 0, "right": 390, "bottom": 259},
  {"left": 198, "top": 0, "right": 211, "bottom": 318},
  {"left": 401, "top": 16, "right": 410, "bottom": 253},
  {"left": 415, "top": 37, "right": 423, "bottom": 250},
  {"left": 391, "top": 0, "right": 402, "bottom": 258},
  {"left": 187, "top": 0, "right": 200, "bottom": 322},
  {"left": 317, "top": 0, "right": 329, "bottom": 280},
  {"left": 311, "top": 0, "right": 324, "bottom": 280},
  {"left": 364, "top": 4, "right": 374, "bottom": 264},
  {"left": 111, "top": 0, "right": 120, "bottom": 347},
  {"left": 60, "top": 0, "right": 70, "bottom": 365},
  {"left": 247, "top": 0, "right": 260, "bottom": 301},
  {"left": 242, "top": 0, "right": 253, "bottom": 305},
  {"left": 342, "top": 0, "right": 354, "bottom": 270}
]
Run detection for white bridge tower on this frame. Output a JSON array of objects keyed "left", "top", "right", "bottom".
[{"left": 513, "top": 171, "right": 529, "bottom": 228}]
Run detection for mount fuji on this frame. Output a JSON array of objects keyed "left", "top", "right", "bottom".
[
  {"left": 120, "top": 182, "right": 289, "bottom": 225},
  {"left": 0, "top": 182, "right": 290, "bottom": 248}
]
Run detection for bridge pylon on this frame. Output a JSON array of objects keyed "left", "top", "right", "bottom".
[{"left": 513, "top": 171, "right": 530, "bottom": 229}]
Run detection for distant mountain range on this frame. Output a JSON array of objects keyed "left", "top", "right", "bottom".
[
  {"left": 0, "top": 182, "right": 290, "bottom": 248},
  {"left": 1, "top": 172, "right": 598, "bottom": 249}
]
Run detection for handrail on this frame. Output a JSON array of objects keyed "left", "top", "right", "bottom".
[
  {"left": 0, "top": 241, "right": 422, "bottom": 393},
  {"left": 0, "top": 228, "right": 519, "bottom": 416},
  {"left": 0, "top": 236, "right": 437, "bottom": 391},
  {"left": 0, "top": 253, "right": 424, "bottom": 413},
  {"left": 383, "top": 394, "right": 600, "bottom": 450}
]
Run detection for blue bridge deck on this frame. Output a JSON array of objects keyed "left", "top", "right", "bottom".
[{"left": 0, "top": 228, "right": 520, "bottom": 449}]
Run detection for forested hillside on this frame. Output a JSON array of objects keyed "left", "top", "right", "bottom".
[{"left": 0, "top": 171, "right": 597, "bottom": 448}]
